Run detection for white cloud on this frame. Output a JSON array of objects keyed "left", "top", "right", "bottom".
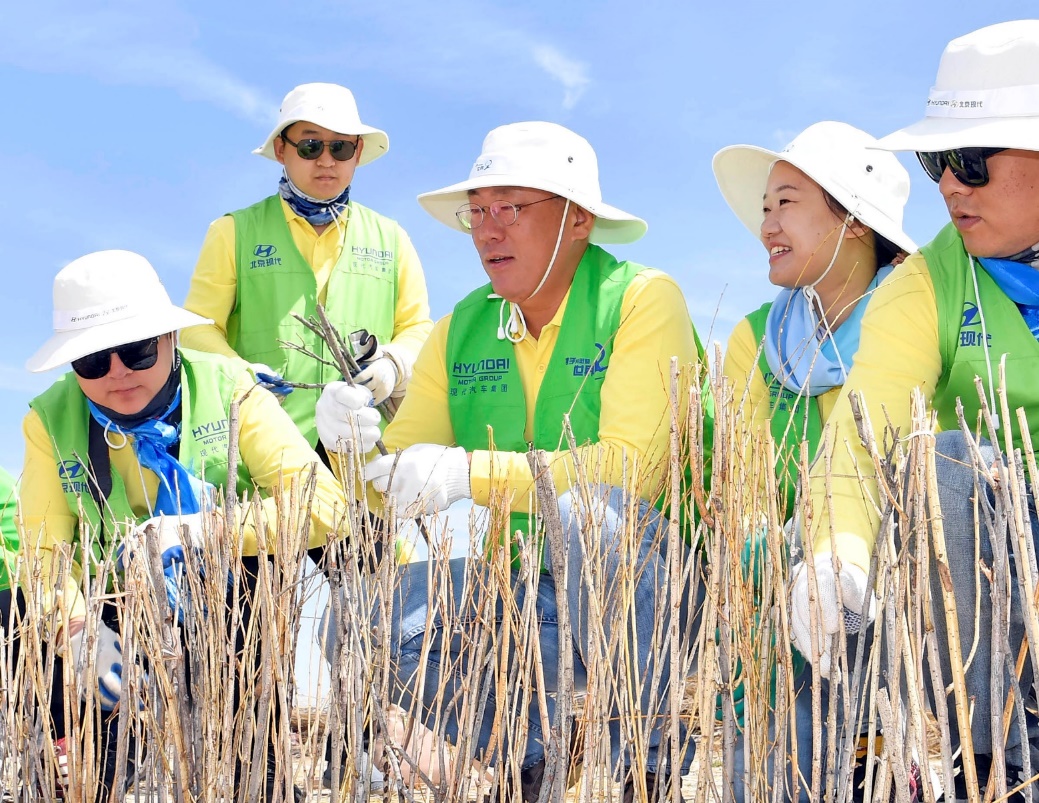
[
  {"left": 0, "top": 3, "right": 276, "bottom": 125},
  {"left": 299, "top": 3, "right": 592, "bottom": 112},
  {"left": 532, "top": 45, "right": 590, "bottom": 110}
]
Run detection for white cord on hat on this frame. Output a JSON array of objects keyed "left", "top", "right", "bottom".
[
  {"left": 968, "top": 255, "right": 999, "bottom": 430},
  {"left": 526, "top": 198, "right": 571, "bottom": 302},
  {"left": 801, "top": 213, "right": 853, "bottom": 377},
  {"left": 490, "top": 197, "right": 573, "bottom": 343},
  {"left": 489, "top": 293, "right": 528, "bottom": 343}
]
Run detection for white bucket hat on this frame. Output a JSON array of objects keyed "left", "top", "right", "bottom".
[
  {"left": 253, "top": 83, "right": 389, "bottom": 166},
  {"left": 712, "top": 121, "right": 917, "bottom": 254},
  {"left": 875, "top": 20, "right": 1039, "bottom": 152},
  {"left": 417, "top": 121, "right": 647, "bottom": 244},
  {"left": 26, "top": 250, "right": 212, "bottom": 373}
]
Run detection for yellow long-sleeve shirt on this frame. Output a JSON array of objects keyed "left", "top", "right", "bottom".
[
  {"left": 806, "top": 253, "right": 941, "bottom": 571},
  {"left": 21, "top": 366, "right": 350, "bottom": 622},
  {"left": 382, "top": 269, "right": 699, "bottom": 511},
  {"left": 181, "top": 199, "right": 433, "bottom": 368}
]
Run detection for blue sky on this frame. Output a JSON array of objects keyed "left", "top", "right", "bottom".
[{"left": 0, "top": 1, "right": 1027, "bottom": 473}]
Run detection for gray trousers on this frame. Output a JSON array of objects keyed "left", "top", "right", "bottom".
[{"left": 929, "top": 431, "right": 1039, "bottom": 790}]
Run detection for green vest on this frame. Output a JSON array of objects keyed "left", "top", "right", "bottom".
[
  {"left": 228, "top": 196, "right": 400, "bottom": 445},
  {"left": 926, "top": 223, "right": 1039, "bottom": 452},
  {"left": 746, "top": 304, "right": 824, "bottom": 515},
  {"left": 0, "top": 468, "right": 19, "bottom": 592},
  {"left": 446, "top": 245, "right": 708, "bottom": 567},
  {"left": 29, "top": 349, "right": 254, "bottom": 572}
]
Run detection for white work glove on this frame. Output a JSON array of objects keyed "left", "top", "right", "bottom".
[
  {"left": 68, "top": 622, "right": 124, "bottom": 711},
  {"left": 353, "top": 357, "right": 399, "bottom": 406},
  {"left": 316, "top": 382, "right": 382, "bottom": 454},
  {"left": 365, "top": 444, "right": 471, "bottom": 515},
  {"left": 790, "top": 553, "right": 877, "bottom": 676},
  {"left": 249, "top": 362, "right": 293, "bottom": 398}
]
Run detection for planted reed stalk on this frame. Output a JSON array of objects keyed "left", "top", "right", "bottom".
[{"left": 6, "top": 352, "right": 1039, "bottom": 803}]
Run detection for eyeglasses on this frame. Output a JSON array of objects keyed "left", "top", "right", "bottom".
[
  {"left": 916, "top": 148, "right": 1007, "bottom": 187},
  {"left": 455, "top": 195, "right": 562, "bottom": 230},
  {"left": 71, "top": 337, "right": 161, "bottom": 380},
  {"left": 281, "top": 134, "right": 360, "bottom": 162}
]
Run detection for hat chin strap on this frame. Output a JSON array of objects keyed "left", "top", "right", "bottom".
[
  {"left": 526, "top": 198, "right": 571, "bottom": 302},
  {"left": 801, "top": 213, "right": 852, "bottom": 365},
  {"left": 495, "top": 198, "right": 573, "bottom": 343}
]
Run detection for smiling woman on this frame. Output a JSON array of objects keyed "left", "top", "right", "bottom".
[
  {"left": 713, "top": 121, "right": 916, "bottom": 517},
  {"left": 711, "top": 120, "right": 917, "bottom": 802}
]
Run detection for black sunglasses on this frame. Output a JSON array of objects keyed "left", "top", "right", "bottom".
[
  {"left": 281, "top": 133, "right": 359, "bottom": 162},
  {"left": 71, "top": 337, "right": 161, "bottom": 380},
  {"left": 916, "top": 148, "right": 1007, "bottom": 187}
]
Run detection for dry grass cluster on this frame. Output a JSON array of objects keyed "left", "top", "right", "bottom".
[{"left": 1, "top": 360, "right": 1037, "bottom": 803}]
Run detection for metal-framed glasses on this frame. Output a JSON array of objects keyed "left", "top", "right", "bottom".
[
  {"left": 281, "top": 134, "right": 360, "bottom": 162},
  {"left": 455, "top": 195, "right": 561, "bottom": 230},
  {"left": 916, "top": 147, "right": 1007, "bottom": 187}
]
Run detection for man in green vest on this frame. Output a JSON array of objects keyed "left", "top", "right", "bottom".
[
  {"left": 319, "top": 122, "right": 705, "bottom": 800},
  {"left": 21, "top": 250, "right": 347, "bottom": 802},
  {"left": 182, "top": 82, "right": 433, "bottom": 450},
  {"left": 182, "top": 83, "right": 432, "bottom": 790},
  {"left": 791, "top": 21, "right": 1039, "bottom": 800}
]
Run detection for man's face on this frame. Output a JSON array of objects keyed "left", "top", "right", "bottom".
[
  {"left": 467, "top": 186, "right": 570, "bottom": 302},
  {"left": 274, "top": 121, "right": 363, "bottom": 202},
  {"left": 75, "top": 334, "right": 176, "bottom": 415},
  {"left": 940, "top": 148, "right": 1039, "bottom": 257}
]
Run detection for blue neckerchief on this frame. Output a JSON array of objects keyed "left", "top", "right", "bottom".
[
  {"left": 763, "top": 265, "right": 893, "bottom": 396},
  {"left": 277, "top": 173, "right": 350, "bottom": 226},
  {"left": 88, "top": 387, "right": 212, "bottom": 516},
  {"left": 978, "top": 257, "right": 1039, "bottom": 339}
]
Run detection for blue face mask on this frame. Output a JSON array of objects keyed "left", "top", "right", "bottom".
[
  {"left": 763, "top": 265, "right": 893, "bottom": 397},
  {"left": 278, "top": 173, "right": 350, "bottom": 227}
]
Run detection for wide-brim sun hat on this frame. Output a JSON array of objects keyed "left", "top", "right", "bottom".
[
  {"left": 254, "top": 83, "right": 389, "bottom": 166},
  {"left": 875, "top": 20, "right": 1039, "bottom": 152},
  {"left": 417, "top": 121, "right": 647, "bottom": 245},
  {"left": 27, "top": 250, "right": 212, "bottom": 373},
  {"left": 712, "top": 121, "right": 917, "bottom": 254}
]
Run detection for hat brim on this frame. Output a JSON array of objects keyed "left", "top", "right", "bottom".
[
  {"left": 253, "top": 120, "right": 389, "bottom": 166},
  {"left": 417, "top": 175, "right": 648, "bottom": 245},
  {"left": 712, "top": 144, "right": 917, "bottom": 255},
  {"left": 873, "top": 115, "right": 1039, "bottom": 153},
  {"left": 26, "top": 308, "right": 212, "bottom": 374}
]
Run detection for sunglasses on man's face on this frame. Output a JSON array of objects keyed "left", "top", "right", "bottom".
[
  {"left": 916, "top": 147, "right": 1007, "bottom": 187},
  {"left": 281, "top": 134, "right": 359, "bottom": 162},
  {"left": 71, "top": 337, "right": 161, "bottom": 380}
]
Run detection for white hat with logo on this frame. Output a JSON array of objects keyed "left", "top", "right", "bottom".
[
  {"left": 875, "top": 20, "right": 1039, "bottom": 152},
  {"left": 27, "top": 250, "right": 212, "bottom": 373},
  {"left": 254, "top": 83, "right": 389, "bottom": 166},
  {"left": 417, "top": 121, "right": 647, "bottom": 244},
  {"left": 712, "top": 121, "right": 917, "bottom": 254}
]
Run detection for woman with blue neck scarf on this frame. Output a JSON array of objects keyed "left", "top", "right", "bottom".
[
  {"left": 715, "top": 121, "right": 916, "bottom": 517},
  {"left": 20, "top": 250, "right": 348, "bottom": 802},
  {"left": 181, "top": 82, "right": 433, "bottom": 450},
  {"left": 711, "top": 123, "right": 917, "bottom": 801}
]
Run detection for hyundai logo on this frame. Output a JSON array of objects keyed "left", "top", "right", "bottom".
[
  {"left": 58, "top": 460, "right": 85, "bottom": 479},
  {"left": 253, "top": 244, "right": 277, "bottom": 258},
  {"left": 961, "top": 301, "right": 980, "bottom": 328}
]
